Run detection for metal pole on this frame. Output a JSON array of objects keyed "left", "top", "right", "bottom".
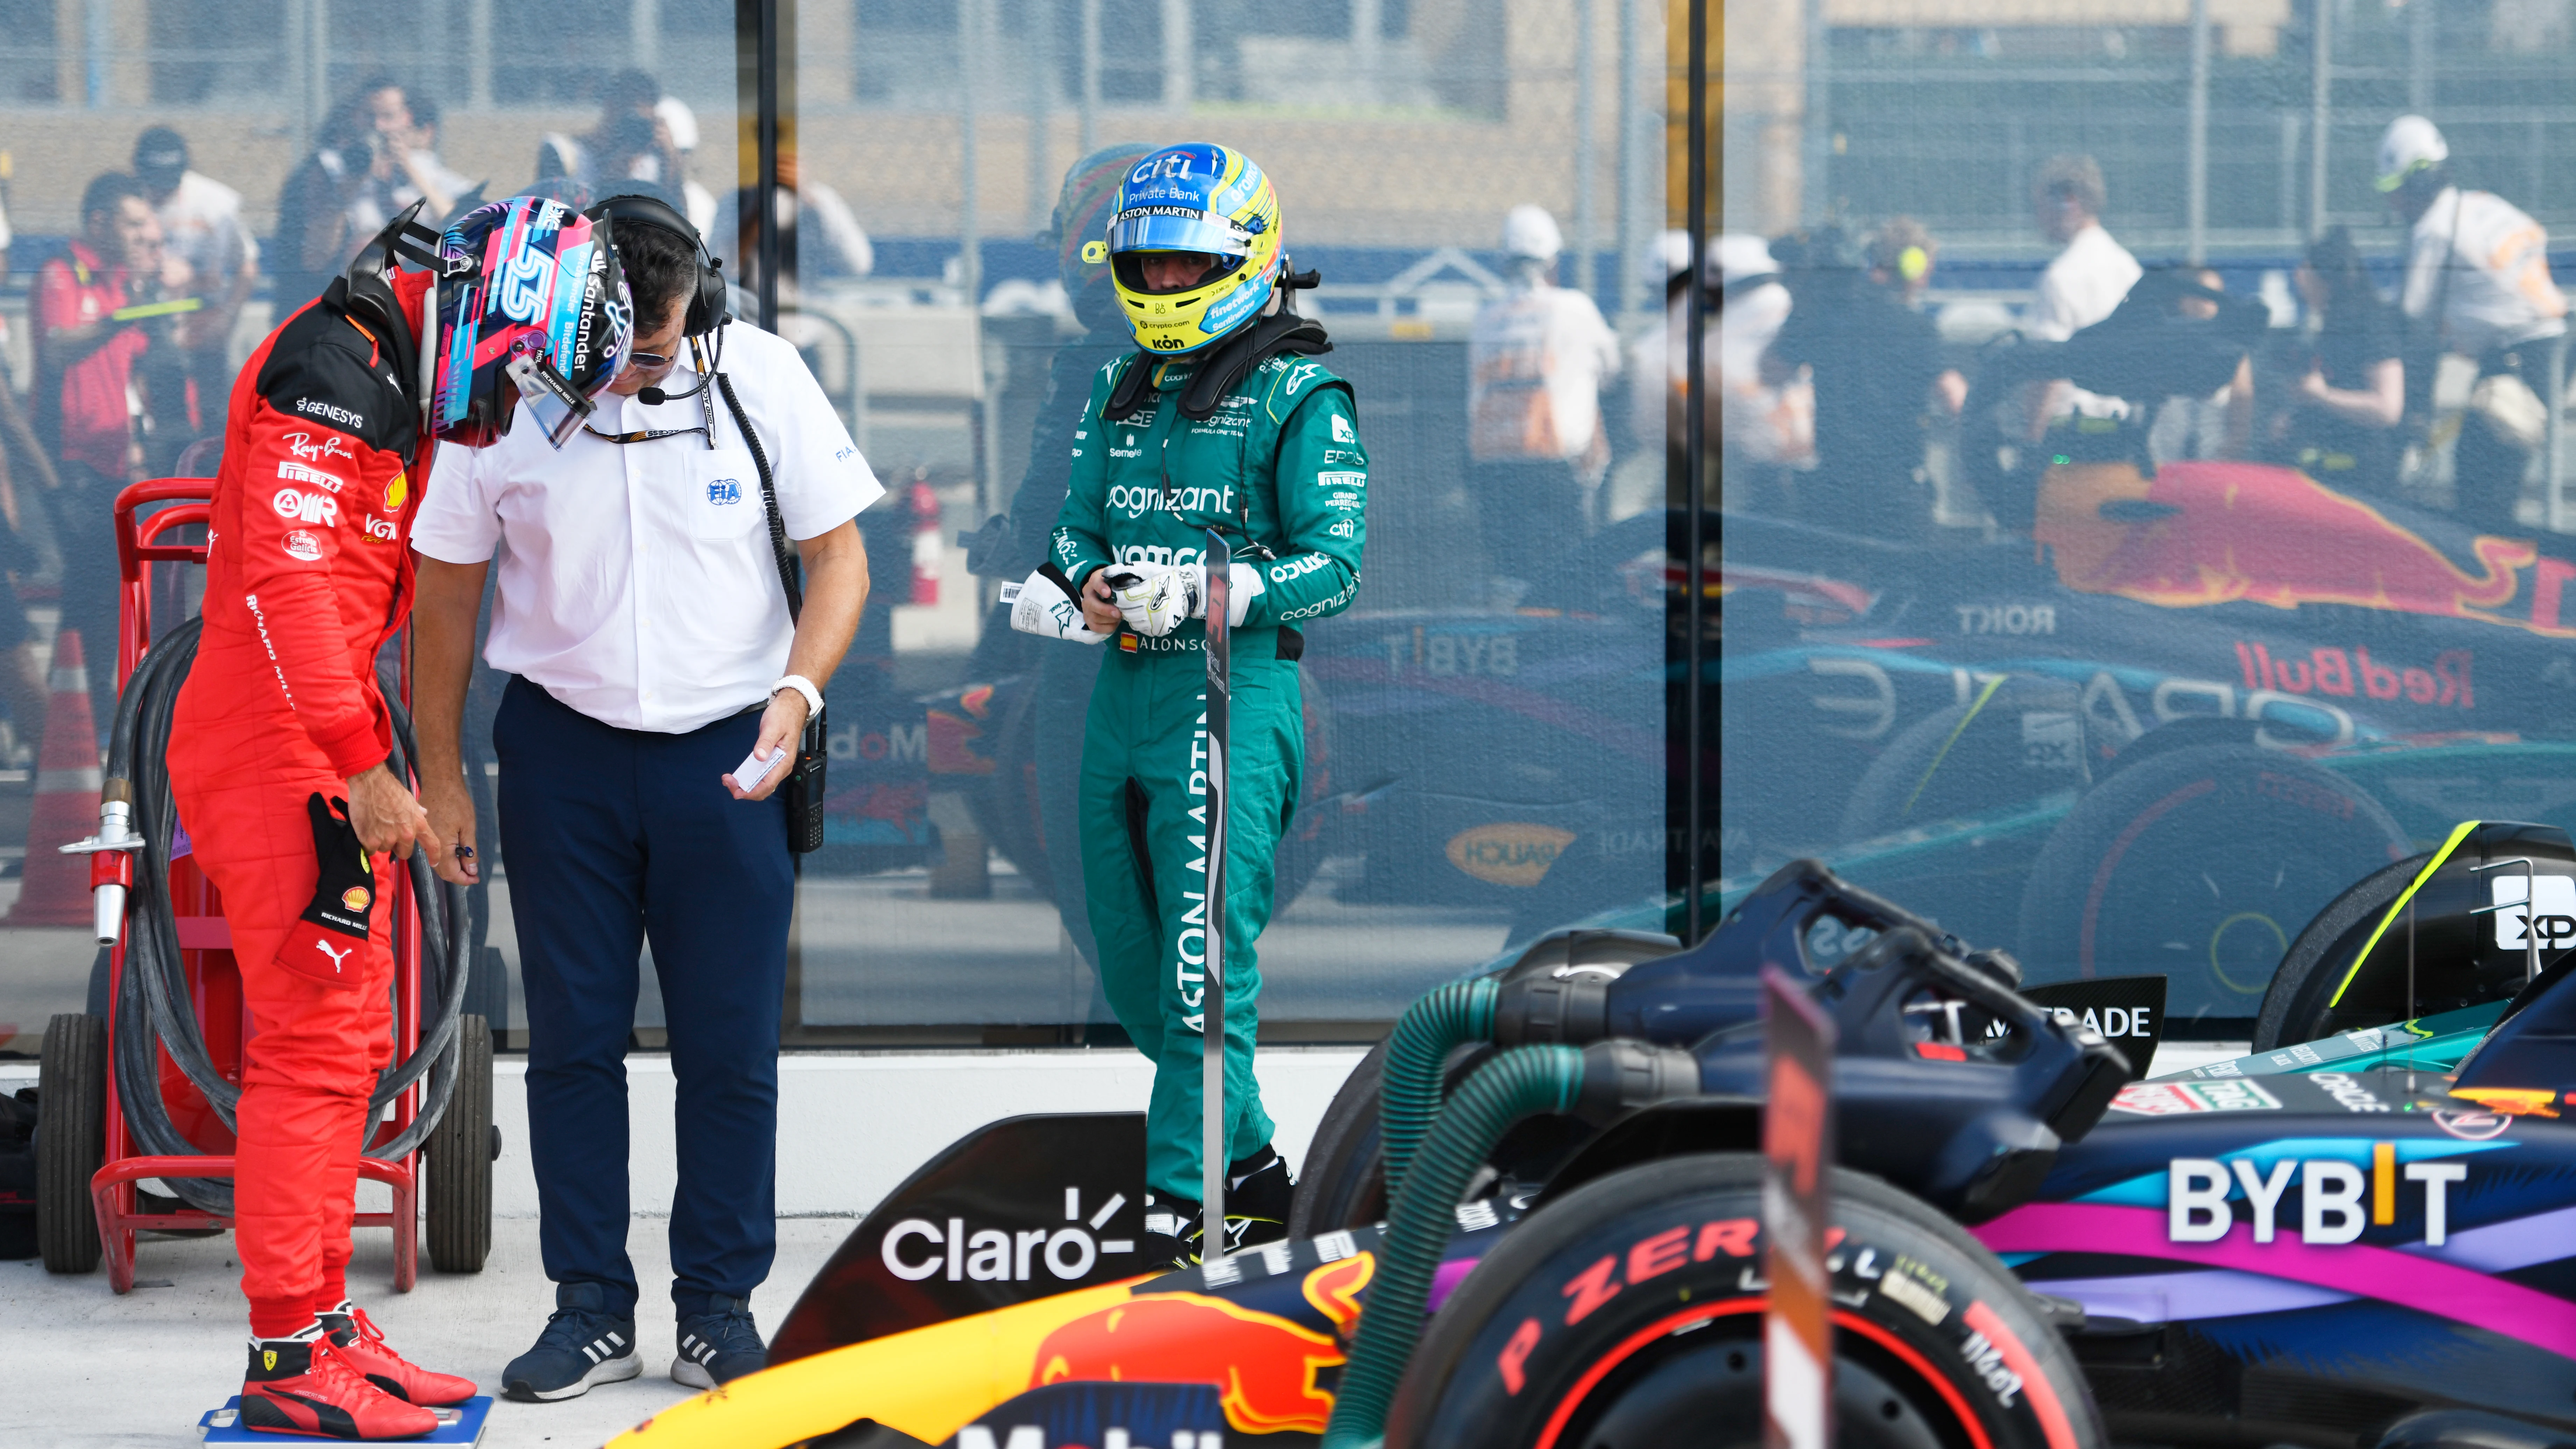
[
  {"left": 2310, "top": 0, "right": 2331, "bottom": 240},
  {"left": 1079, "top": 0, "right": 1100, "bottom": 157},
  {"left": 1028, "top": 0, "right": 1054, "bottom": 235},
  {"left": 1615, "top": 0, "right": 1643, "bottom": 328},
  {"left": 1352, "top": 0, "right": 1382, "bottom": 97},
  {"left": 1684, "top": 0, "right": 1708, "bottom": 943},
  {"left": 959, "top": 0, "right": 980, "bottom": 307},
  {"left": 467, "top": 0, "right": 492, "bottom": 109},
  {"left": 2549, "top": 333, "right": 2567, "bottom": 534},
  {"left": 634, "top": 0, "right": 660, "bottom": 72},
  {"left": 85, "top": 0, "right": 110, "bottom": 109},
  {"left": 1573, "top": 0, "right": 1600, "bottom": 302},
  {"left": 310, "top": 0, "right": 331, "bottom": 135},
  {"left": 2187, "top": 0, "right": 2209, "bottom": 265},
  {"left": 1202, "top": 528, "right": 1233, "bottom": 1255},
  {"left": 2410, "top": 0, "right": 2433, "bottom": 114},
  {"left": 2279, "top": 111, "right": 2300, "bottom": 242},
  {"left": 1160, "top": 0, "right": 1191, "bottom": 113},
  {"left": 286, "top": 0, "right": 310, "bottom": 149},
  {"left": 737, "top": 0, "right": 786, "bottom": 330},
  {"left": 1800, "top": 0, "right": 1827, "bottom": 223}
]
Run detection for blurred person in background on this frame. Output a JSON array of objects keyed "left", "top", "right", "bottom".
[
  {"left": 270, "top": 104, "right": 389, "bottom": 317},
  {"left": 1712, "top": 234, "right": 1811, "bottom": 512},
  {"left": 388, "top": 95, "right": 475, "bottom": 221},
  {"left": 0, "top": 186, "right": 54, "bottom": 768},
  {"left": 2022, "top": 154, "right": 2141, "bottom": 439},
  {"left": 2269, "top": 226, "right": 2405, "bottom": 493},
  {"left": 1763, "top": 219, "right": 1961, "bottom": 541},
  {"left": 654, "top": 96, "right": 719, "bottom": 237},
  {"left": 33, "top": 171, "right": 165, "bottom": 731},
  {"left": 2145, "top": 267, "right": 2255, "bottom": 465},
  {"left": 1465, "top": 202, "right": 1621, "bottom": 604},
  {"left": 536, "top": 69, "right": 670, "bottom": 192},
  {"left": 2377, "top": 113, "right": 2568, "bottom": 530},
  {"left": 959, "top": 142, "right": 1155, "bottom": 975},
  {"left": 134, "top": 126, "right": 259, "bottom": 430}
]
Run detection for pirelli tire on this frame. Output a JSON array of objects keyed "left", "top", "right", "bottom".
[
  {"left": 36, "top": 1012, "right": 106, "bottom": 1274},
  {"left": 424, "top": 1014, "right": 493, "bottom": 1274},
  {"left": 1384, "top": 1154, "right": 2103, "bottom": 1449}
]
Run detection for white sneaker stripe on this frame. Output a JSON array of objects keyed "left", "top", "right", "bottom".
[
  {"left": 606, "top": 1331, "right": 626, "bottom": 1349},
  {"left": 581, "top": 1344, "right": 600, "bottom": 1364}
]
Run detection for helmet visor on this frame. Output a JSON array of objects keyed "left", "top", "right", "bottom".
[
  {"left": 506, "top": 352, "right": 596, "bottom": 450},
  {"left": 1107, "top": 208, "right": 1247, "bottom": 261}
]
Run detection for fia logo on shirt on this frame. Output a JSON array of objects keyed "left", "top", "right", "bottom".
[{"left": 707, "top": 479, "right": 744, "bottom": 505}]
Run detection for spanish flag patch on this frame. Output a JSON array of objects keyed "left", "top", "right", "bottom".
[{"left": 1119, "top": 633, "right": 1139, "bottom": 653}]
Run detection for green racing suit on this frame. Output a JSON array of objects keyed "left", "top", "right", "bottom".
[{"left": 1049, "top": 348, "right": 1366, "bottom": 1201}]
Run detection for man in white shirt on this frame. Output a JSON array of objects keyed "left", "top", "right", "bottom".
[
  {"left": 2379, "top": 113, "right": 2569, "bottom": 529},
  {"left": 1466, "top": 203, "right": 1623, "bottom": 602},
  {"left": 409, "top": 195, "right": 879, "bottom": 1400},
  {"left": 132, "top": 126, "right": 259, "bottom": 429},
  {"left": 2023, "top": 154, "right": 2142, "bottom": 439}
]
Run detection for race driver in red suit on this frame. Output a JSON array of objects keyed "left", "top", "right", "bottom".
[{"left": 166, "top": 194, "right": 633, "bottom": 1439}]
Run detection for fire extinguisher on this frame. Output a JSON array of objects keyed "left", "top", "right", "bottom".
[{"left": 908, "top": 477, "right": 942, "bottom": 605}]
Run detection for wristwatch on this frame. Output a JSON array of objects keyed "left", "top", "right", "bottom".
[{"left": 770, "top": 674, "right": 824, "bottom": 721}]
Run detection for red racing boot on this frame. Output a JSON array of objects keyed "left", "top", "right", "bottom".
[
  {"left": 320, "top": 1302, "right": 478, "bottom": 1407},
  {"left": 240, "top": 1328, "right": 438, "bottom": 1440}
]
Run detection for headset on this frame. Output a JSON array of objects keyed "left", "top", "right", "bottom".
[
  {"left": 583, "top": 191, "right": 731, "bottom": 408},
  {"left": 584, "top": 190, "right": 730, "bottom": 337}
]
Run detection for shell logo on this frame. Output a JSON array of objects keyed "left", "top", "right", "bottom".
[
  {"left": 1444, "top": 823, "right": 1576, "bottom": 888},
  {"left": 341, "top": 886, "right": 371, "bottom": 913}
]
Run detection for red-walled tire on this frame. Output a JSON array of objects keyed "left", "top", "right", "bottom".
[{"left": 1386, "top": 1154, "right": 2102, "bottom": 1449}]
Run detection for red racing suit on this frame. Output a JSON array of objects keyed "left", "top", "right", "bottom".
[{"left": 167, "top": 273, "right": 431, "bottom": 1336}]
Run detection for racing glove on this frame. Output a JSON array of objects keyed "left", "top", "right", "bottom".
[
  {"left": 1106, "top": 563, "right": 1201, "bottom": 638},
  {"left": 1175, "top": 562, "right": 1266, "bottom": 628},
  {"left": 273, "top": 793, "right": 374, "bottom": 990},
  {"left": 1003, "top": 564, "right": 1112, "bottom": 645}
]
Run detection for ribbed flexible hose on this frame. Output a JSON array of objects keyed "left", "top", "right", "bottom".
[
  {"left": 1322, "top": 1044, "right": 1585, "bottom": 1449},
  {"left": 1376, "top": 978, "right": 1497, "bottom": 1205},
  {"left": 104, "top": 614, "right": 470, "bottom": 1215}
]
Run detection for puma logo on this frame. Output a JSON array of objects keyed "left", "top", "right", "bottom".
[{"left": 314, "top": 940, "right": 353, "bottom": 973}]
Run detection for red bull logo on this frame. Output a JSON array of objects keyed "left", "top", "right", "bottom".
[
  {"left": 2232, "top": 643, "right": 2473, "bottom": 709},
  {"left": 1030, "top": 1293, "right": 1345, "bottom": 1435},
  {"left": 2037, "top": 461, "right": 2544, "bottom": 630}
]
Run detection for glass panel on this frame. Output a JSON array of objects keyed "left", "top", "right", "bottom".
[
  {"left": 1719, "top": 0, "right": 2576, "bottom": 1038},
  {"left": 783, "top": 0, "right": 1671, "bottom": 1044},
  {"left": 0, "top": 0, "right": 738, "bottom": 1053}
]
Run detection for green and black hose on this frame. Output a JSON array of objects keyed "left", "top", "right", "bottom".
[
  {"left": 1376, "top": 978, "right": 1497, "bottom": 1204},
  {"left": 1323, "top": 1044, "right": 1585, "bottom": 1449},
  {"left": 1324, "top": 1039, "right": 1701, "bottom": 1449}
]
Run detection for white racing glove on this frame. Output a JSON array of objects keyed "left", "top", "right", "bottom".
[
  {"left": 1106, "top": 563, "right": 1201, "bottom": 637},
  {"left": 1001, "top": 568, "right": 1112, "bottom": 645},
  {"left": 1172, "top": 562, "right": 1268, "bottom": 628}
]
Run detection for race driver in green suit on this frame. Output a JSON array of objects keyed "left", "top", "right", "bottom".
[{"left": 1045, "top": 142, "right": 1365, "bottom": 1266}]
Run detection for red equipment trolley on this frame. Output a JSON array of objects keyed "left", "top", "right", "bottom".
[{"left": 31, "top": 476, "right": 494, "bottom": 1292}]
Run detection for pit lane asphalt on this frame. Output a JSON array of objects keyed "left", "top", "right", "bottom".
[{"left": 6, "top": 1215, "right": 851, "bottom": 1448}]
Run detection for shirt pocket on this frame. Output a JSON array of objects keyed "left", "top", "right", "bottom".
[{"left": 688, "top": 450, "right": 763, "bottom": 540}]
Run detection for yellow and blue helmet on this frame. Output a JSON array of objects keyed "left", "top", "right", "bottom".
[{"left": 1099, "top": 142, "right": 1283, "bottom": 354}]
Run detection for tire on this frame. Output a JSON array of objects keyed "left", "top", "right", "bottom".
[
  {"left": 424, "top": 1015, "right": 493, "bottom": 1274},
  {"left": 1838, "top": 676, "right": 2091, "bottom": 845},
  {"left": 2013, "top": 744, "right": 2407, "bottom": 1028},
  {"left": 1287, "top": 1038, "right": 1388, "bottom": 1238},
  {"left": 1386, "top": 1154, "right": 2103, "bottom": 1449},
  {"left": 36, "top": 1013, "right": 105, "bottom": 1274},
  {"left": 2247, "top": 842, "right": 2554, "bottom": 1051}
]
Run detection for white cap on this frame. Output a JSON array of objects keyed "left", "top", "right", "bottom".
[
  {"left": 2376, "top": 114, "right": 2447, "bottom": 192},
  {"left": 656, "top": 95, "right": 699, "bottom": 154},
  {"left": 1714, "top": 234, "right": 1778, "bottom": 286},
  {"left": 1501, "top": 203, "right": 1563, "bottom": 261},
  {"left": 1653, "top": 228, "right": 1694, "bottom": 281}
]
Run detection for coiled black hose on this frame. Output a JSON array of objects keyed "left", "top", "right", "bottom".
[{"left": 106, "top": 614, "right": 469, "bottom": 1216}]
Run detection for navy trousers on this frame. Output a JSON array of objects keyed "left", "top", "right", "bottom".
[{"left": 494, "top": 676, "right": 794, "bottom": 1318}]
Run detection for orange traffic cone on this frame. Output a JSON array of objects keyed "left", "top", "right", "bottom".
[{"left": 9, "top": 629, "right": 103, "bottom": 926}]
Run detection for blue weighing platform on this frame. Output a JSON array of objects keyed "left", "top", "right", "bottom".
[{"left": 199, "top": 1395, "right": 491, "bottom": 1443}]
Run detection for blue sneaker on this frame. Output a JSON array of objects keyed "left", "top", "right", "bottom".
[
  {"left": 671, "top": 1295, "right": 766, "bottom": 1389},
  {"left": 501, "top": 1282, "right": 641, "bottom": 1402}
]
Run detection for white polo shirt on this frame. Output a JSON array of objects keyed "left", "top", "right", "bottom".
[{"left": 412, "top": 321, "right": 882, "bottom": 733}]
